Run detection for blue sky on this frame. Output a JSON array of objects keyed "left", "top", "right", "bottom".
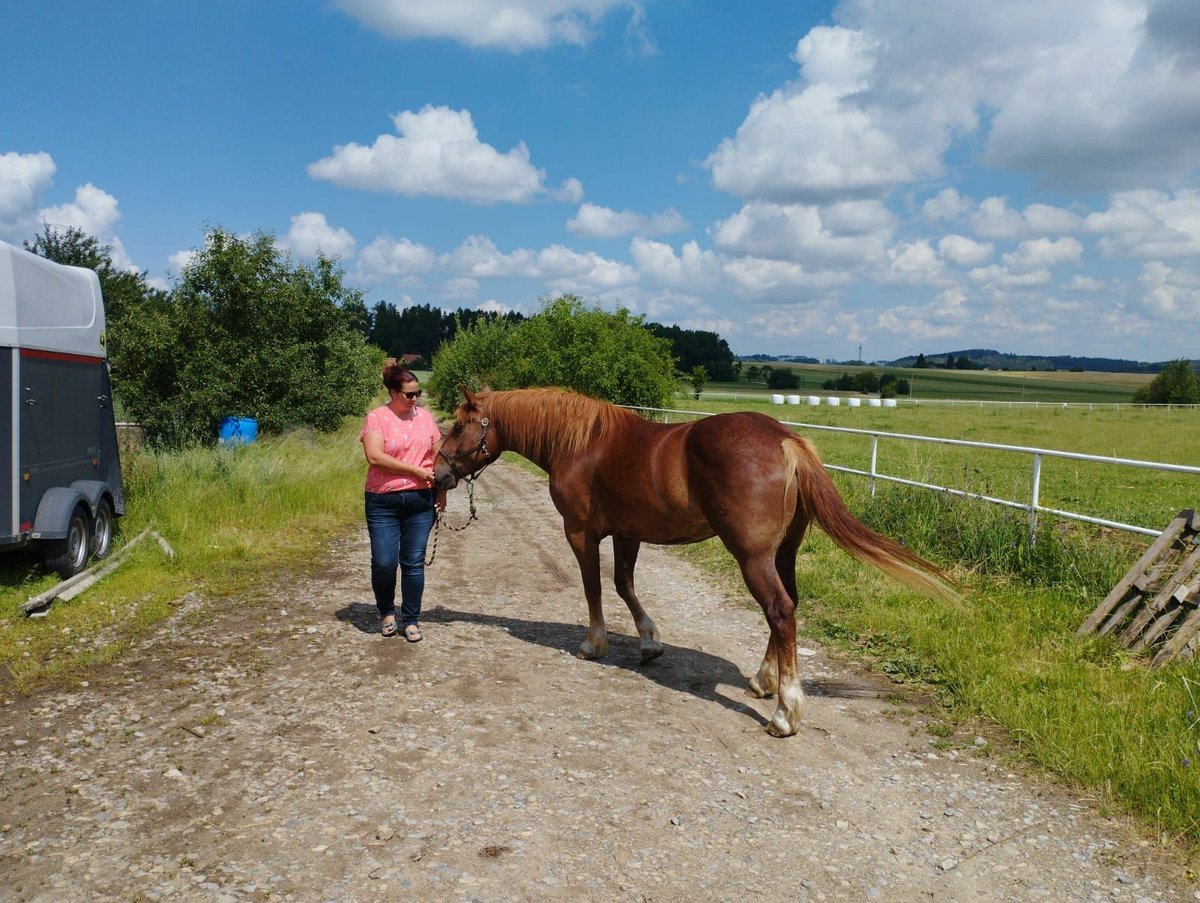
[{"left": 3, "top": 1, "right": 1199, "bottom": 362}]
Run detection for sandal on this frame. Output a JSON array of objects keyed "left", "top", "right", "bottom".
[
  {"left": 381, "top": 617, "right": 398, "bottom": 637},
  {"left": 403, "top": 624, "right": 423, "bottom": 643}
]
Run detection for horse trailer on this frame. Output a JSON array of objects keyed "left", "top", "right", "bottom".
[{"left": 0, "top": 239, "right": 125, "bottom": 578}]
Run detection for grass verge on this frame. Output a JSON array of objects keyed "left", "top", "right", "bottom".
[{"left": 0, "top": 421, "right": 367, "bottom": 692}]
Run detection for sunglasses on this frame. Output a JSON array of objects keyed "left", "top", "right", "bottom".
[{"left": 400, "top": 390, "right": 422, "bottom": 400}]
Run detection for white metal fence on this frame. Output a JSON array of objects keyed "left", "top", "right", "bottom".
[{"left": 630, "top": 406, "right": 1200, "bottom": 539}]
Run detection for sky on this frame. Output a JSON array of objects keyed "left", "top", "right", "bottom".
[{"left": 3, "top": 0, "right": 1199, "bottom": 363}]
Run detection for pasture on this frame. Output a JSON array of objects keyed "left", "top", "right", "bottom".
[{"left": 729, "top": 362, "right": 1156, "bottom": 405}]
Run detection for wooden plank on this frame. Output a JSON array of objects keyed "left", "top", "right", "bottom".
[
  {"left": 1118, "top": 542, "right": 1200, "bottom": 645},
  {"left": 1152, "top": 586, "right": 1200, "bottom": 667},
  {"left": 1098, "top": 592, "right": 1146, "bottom": 638},
  {"left": 22, "top": 530, "right": 151, "bottom": 615},
  {"left": 1077, "top": 512, "right": 1189, "bottom": 637},
  {"left": 1133, "top": 603, "right": 1186, "bottom": 652}
]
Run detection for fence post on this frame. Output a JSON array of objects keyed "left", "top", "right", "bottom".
[
  {"left": 1029, "top": 453, "right": 1042, "bottom": 539},
  {"left": 869, "top": 435, "right": 879, "bottom": 497}
]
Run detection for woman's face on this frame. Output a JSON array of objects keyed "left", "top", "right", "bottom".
[{"left": 392, "top": 380, "right": 421, "bottom": 410}]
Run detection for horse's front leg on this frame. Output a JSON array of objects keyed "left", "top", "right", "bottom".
[
  {"left": 564, "top": 526, "right": 606, "bottom": 659},
  {"left": 613, "top": 536, "right": 663, "bottom": 663}
]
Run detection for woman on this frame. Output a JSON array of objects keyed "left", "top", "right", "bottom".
[{"left": 360, "top": 362, "right": 445, "bottom": 640}]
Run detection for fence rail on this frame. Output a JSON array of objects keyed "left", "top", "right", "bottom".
[{"left": 629, "top": 406, "right": 1200, "bottom": 538}]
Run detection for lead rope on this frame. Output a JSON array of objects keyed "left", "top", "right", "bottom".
[{"left": 425, "top": 476, "right": 479, "bottom": 566}]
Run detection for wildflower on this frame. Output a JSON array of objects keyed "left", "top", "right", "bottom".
[{"left": 1183, "top": 756, "right": 1191, "bottom": 768}]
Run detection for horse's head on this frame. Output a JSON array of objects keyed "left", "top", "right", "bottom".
[{"left": 435, "top": 387, "right": 496, "bottom": 490}]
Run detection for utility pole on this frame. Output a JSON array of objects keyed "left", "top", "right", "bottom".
[{"left": 858, "top": 342, "right": 863, "bottom": 364}]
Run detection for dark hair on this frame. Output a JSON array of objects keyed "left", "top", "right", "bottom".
[{"left": 382, "top": 359, "right": 418, "bottom": 392}]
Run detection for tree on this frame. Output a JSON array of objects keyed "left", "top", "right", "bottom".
[
  {"left": 145, "top": 228, "right": 380, "bottom": 445},
  {"left": 25, "top": 226, "right": 169, "bottom": 410},
  {"left": 767, "top": 368, "right": 800, "bottom": 390},
  {"left": 428, "top": 295, "right": 678, "bottom": 411},
  {"left": 1133, "top": 359, "right": 1200, "bottom": 405},
  {"left": 647, "top": 323, "right": 737, "bottom": 381},
  {"left": 688, "top": 365, "right": 709, "bottom": 399},
  {"left": 913, "top": 353, "right": 928, "bottom": 369}
]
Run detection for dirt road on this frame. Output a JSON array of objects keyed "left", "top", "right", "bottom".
[{"left": 0, "top": 459, "right": 1193, "bottom": 902}]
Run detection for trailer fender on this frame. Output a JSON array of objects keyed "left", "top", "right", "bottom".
[
  {"left": 69, "top": 480, "right": 111, "bottom": 512},
  {"left": 32, "top": 487, "right": 88, "bottom": 540}
]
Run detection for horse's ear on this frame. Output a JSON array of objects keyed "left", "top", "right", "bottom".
[{"left": 459, "top": 383, "right": 475, "bottom": 406}]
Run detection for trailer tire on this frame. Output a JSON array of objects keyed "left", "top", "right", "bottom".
[
  {"left": 91, "top": 497, "right": 115, "bottom": 560},
  {"left": 40, "top": 503, "right": 92, "bottom": 579}
]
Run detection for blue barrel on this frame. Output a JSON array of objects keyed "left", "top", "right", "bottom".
[{"left": 218, "top": 416, "right": 258, "bottom": 445}]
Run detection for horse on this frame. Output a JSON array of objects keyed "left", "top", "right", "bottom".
[{"left": 434, "top": 387, "right": 957, "bottom": 737}]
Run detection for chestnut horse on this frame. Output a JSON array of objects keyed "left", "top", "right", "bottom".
[{"left": 434, "top": 387, "right": 956, "bottom": 737}]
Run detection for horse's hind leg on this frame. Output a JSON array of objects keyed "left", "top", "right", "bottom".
[
  {"left": 564, "top": 525, "right": 607, "bottom": 659},
  {"left": 613, "top": 536, "right": 663, "bottom": 663},
  {"left": 750, "top": 531, "right": 805, "bottom": 698},
  {"left": 738, "top": 551, "right": 803, "bottom": 737}
]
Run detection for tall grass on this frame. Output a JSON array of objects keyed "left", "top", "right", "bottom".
[{"left": 0, "top": 421, "right": 368, "bottom": 691}]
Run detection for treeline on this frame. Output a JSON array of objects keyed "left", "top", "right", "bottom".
[{"left": 365, "top": 301, "right": 737, "bottom": 380}]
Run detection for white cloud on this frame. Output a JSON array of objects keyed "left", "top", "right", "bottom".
[
  {"left": 39, "top": 182, "right": 121, "bottom": 238},
  {"left": 968, "top": 197, "right": 1081, "bottom": 241},
  {"left": 1063, "top": 274, "right": 1105, "bottom": 292},
  {"left": 279, "top": 212, "right": 356, "bottom": 260},
  {"left": 442, "top": 234, "right": 637, "bottom": 292},
  {"left": 440, "top": 276, "right": 479, "bottom": 301},
  {"left": 630, "top": 238, "right": 719, "bottom": 291},
  {"left": 567, "top": 202, "right": 687, "bottom": 238},
  {"left": 705, "top": 26, "right": 941, "bottom": 203},
  {"left": 0, "top": 151, "right": 56, "bottom": 239},
  {"left": 886, "top": 240, "right": 943, "bottom": 283},
  {"left": 308, "top": 105, "right": 562, "bottom": 204},
  {"left": 168, "top": 249, "right": 198, "bottom": 274},
  {"left": 1086, "top": 189, "right": 1200, "bottom": 259},
  {"left": 356, "top": 235, "right": 437, "bottom": 284},
  {"left": 333, "top": 0, "right": 633, "bottom": 51},
  {"left": 710, "top": 200, "right": 893, "bottom": 265},
  {"left": 1138, "top": 260, "right": 1200, "bottom": 319},
  {"left": 922, "top": 188, "right": 970, "bottom": 222},
  {"left": 553, "top": 177, "right": 584, "bottom": 203},
  {"left": 937, "top": 234, "right": 993, "bottom": 266},
  {"left": 1003, "top": 236, "right": 1083, "bottom": 272}
]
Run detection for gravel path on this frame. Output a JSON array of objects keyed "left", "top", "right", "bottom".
[{"left": 0, "top": 459, "right": 1193, "bottom": 902}]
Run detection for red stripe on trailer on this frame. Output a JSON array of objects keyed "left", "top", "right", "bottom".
[{"left": 20, "top": 348, "right": 104, "bottom": 365}]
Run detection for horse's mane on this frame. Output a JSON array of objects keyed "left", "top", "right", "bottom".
[{"left": 479, "top": 387, "right": 638, "bottom": 462}]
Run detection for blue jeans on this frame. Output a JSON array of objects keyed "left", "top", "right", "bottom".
[{"left": 365, "top": 489, "right": 436, "bottom": 626}]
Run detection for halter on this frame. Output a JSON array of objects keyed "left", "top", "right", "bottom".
[
  {"left": 426, "top": 416, "right": 491, "bottom": 566},
  {"left": 436, "top": 416, "right": 493, "bottom": 484}
]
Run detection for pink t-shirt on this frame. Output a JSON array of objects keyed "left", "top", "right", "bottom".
[{"left": 359, "top": 404, "right": 442, "bottom": 493}]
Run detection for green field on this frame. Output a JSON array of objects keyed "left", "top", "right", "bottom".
[{"left": 720, "top": 362, "right": 1157, "bottom": 405}]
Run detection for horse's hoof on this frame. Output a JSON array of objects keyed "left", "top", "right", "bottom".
[
  {"left": 765, "top": 716, "right": 798, "bottom": 738},
  {"left": 577, "top": 642, "right": 605, "bottom": 660},
  {"left": 639, "top": 644, "right": 664, "bottom": 664},
  {"left": 747, "top": 678, "right": 774, "bottom": 699}
]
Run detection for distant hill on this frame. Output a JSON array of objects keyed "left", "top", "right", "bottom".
[{"left": 882, "top": 349, "right": 1196, "bottom": 373}]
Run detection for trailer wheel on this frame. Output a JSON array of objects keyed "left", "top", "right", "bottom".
[
  {"left": 91, "top": 498, "right": 115, "bottom": 560},
  {"left": 40, "top": 504, "right": 92, "bottom": 579}
]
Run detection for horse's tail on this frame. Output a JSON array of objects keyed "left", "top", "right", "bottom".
[{"left": 782, "top": 437, "right": 959, "bottom": 603}]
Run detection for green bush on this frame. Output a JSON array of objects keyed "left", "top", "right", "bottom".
[
  {"left": 134, "top": 228, "right": 382, "bottom": 446},
  {"left": 428, "top": 295, "right": 679, "bottom": 411}
]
